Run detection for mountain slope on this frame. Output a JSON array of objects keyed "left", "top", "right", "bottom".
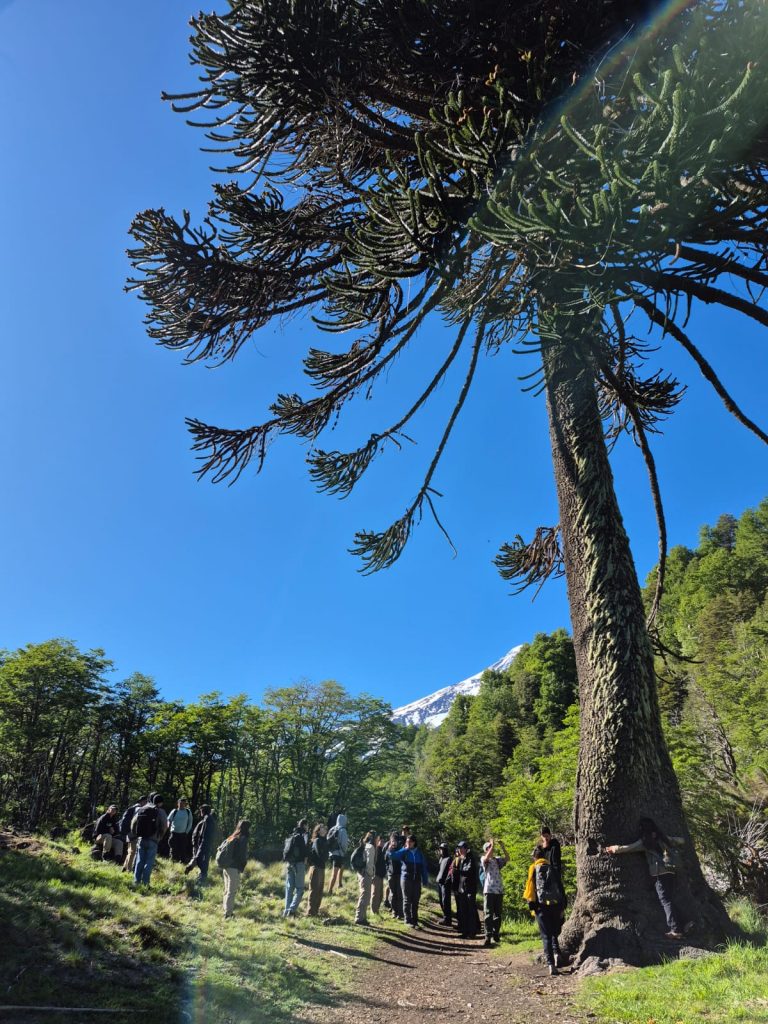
[{"left": 392, "top": 645, "right": 522, "bottom": 728}]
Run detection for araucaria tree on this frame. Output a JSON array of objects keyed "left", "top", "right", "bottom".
[{"left": 129, "top": 0, "right": 768, "bottom": 963}]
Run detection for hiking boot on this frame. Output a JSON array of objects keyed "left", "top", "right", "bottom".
[
  {"left": 665, "top": 930, "right": 683, "bottom": 940},
  {"left": 483, "top": 938, "right": 492, "bottom": 947},
  {"left": 548, "top": 965, "right": 559, "bottom": 976}
]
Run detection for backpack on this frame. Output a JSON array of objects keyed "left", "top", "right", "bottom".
[
  {"left": 215, "top": 838, "right": 233, "bottom": 869},
  {"left": 283, "top": 831, "right": 307, "bottom": 863},
  {"left": 535, "top": 860, "right": 564, "bottom": 906},
  {"left": 134, "top": 804, "right": 159, "bottom": 839},
  {"left": 350, "top": 844, "right": 367, "bottom": 873}
]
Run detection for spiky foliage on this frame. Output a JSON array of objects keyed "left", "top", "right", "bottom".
[{"left": 129, "top": 0, "right": 768, "bottom": 603}]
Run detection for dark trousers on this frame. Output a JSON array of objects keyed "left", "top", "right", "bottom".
[
  {"left": 654, "top": 873, "right": 682, "bottom": 932},
  {"left": 438, "top": 882, "right": 453, "bottom": 924},
  {"left": 534, "top": 904, "right": 561, "bottom": 966},
  {"left": 484, "top": 892, "right": 502, "bottom": 940},
  {"left": 169, "top": 831, "right": 192, "bottom": 863},
  {"left": 389, "top": 873, "right": 404, "bottom": 919},
  {"left": 456, "top": 891, "right": 479, "bottom": 937},
  {"left": 402, "top": 877, "right": 422, "bottom": 926}
]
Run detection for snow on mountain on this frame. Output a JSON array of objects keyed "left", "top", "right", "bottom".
[{"left": 391, "top": 645, "right": 524, "bottom": 728}]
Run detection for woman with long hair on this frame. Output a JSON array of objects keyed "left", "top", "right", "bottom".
[
  {"left": 220, "top": 819, "right": 250, "bottom": 919},
  {"left": 605, "top": 816, "right": 692, "bottom": 939}
]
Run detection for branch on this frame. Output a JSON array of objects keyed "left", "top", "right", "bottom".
[{"left": 630, "top": 293, "right": 768, "bottom": 447}]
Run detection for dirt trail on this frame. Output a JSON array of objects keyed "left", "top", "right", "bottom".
[{"left": 299, "top": 908, "right": 586, "bottom": 1024}]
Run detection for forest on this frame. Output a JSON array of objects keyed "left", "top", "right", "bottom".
[{"left": 1, "top": 498, "right": 766, "bottom": 915}]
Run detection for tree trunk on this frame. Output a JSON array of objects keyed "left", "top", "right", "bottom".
[{"left": 541, "top": 329, "right": 733, "bottom": 966}]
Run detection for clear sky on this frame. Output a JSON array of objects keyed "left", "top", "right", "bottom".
[{"left": 1, "top": 1, "right": 766, "bottom": 710}]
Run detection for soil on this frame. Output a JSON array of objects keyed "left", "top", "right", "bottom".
[{"left": 298, "top": 909, "right": 587, "bottom": 1024}]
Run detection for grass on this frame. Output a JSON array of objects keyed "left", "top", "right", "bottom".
[
  {"left": 0, "top": 834, "right": 410, "bottom": 1023},
  {"left": 578, "top": 898, "right": 768, "bottom": 1024}
]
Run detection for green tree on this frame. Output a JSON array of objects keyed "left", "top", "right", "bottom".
[
  {"left": 0, "top": 640, "right": 111, "bottom": 828},
  {"left": 127, "top": 0, "right": 768, "bottom": 958}
]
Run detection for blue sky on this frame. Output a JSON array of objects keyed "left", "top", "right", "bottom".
[{"left": 1, "top": 1, "right": 766, "bottom": 709}]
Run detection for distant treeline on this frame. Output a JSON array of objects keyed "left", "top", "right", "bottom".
[{"left": 0, "top": 648, "right": 415, "bottom": 845}]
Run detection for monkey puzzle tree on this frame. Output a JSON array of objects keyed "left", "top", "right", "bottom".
[{"left": 129, "top": 0, "right": 768, "bottom": 962}]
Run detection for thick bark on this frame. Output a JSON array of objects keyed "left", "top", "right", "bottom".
[{"left": 541, "top": 330, "right": 733, "bottom": 966}]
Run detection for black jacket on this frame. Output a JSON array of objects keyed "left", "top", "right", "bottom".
[
  {"left": 95, "top": 812, "right": 119, "bottom": 838},
  {"left": 307, "top": 836, "right": 329, "bottom": 868},
  {"left": 456, "top": 852, "right": 478, "bottom": 894},
  {"left": 436, "top": 855, "right": 453, "bottom": 886}
]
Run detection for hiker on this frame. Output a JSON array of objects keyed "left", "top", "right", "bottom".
[
  {"left": 217, "top": 819, "right": 250, "bottom": 919},
  {"left": 352, "top": 831, "right": 376, "bottom": 925},
  {"left": 306, "top": 823, "right": 329, "bottom": 917},
  {"left": 534, "top": 826, "right": 562, "bottom": 874},
  {"left": 94, "top": 805, "right": 123, "bottom": 861},
  {"left": 436, "top": 841, "right": 454, "bottom": 926},
  {"left": 604, "top": 816, "right": 692, "bottom": 940},
  {"left": 454, "top": 841, "right": 480, "bottom": 938},
  {"left": 385, "top": 831, "right": 404, "bottom": 920},
  {"left": 167, "top": 798, "right": 194, "bottom": 864},
  {"left": 283, "top": 818, "right": 309, "bottom": 918},
  {"left": 327, "top": 804, "right": 342, "bottom": 830},
  {"left": 119, "top": 796, "right": 147, "bottom": 873},
  {"left": 132, "top": 794, "right": 168, "bottom": 887},
  {"left": 524, "top": 848, "right": 567, "bottom": 975},
  {"left": 480, "top": 838, "right": 508, "bottom": 947},
  {"left": 371, "top": 834, "right": 387, "bottom": 915},
  {"left": 327, "top": 812, "right": 349, "bottom": 893},
  {"left": 184, "top": 805, "right": 216, "bottom": 883},
  {"left": 389, "top": 834, "right": 429, "bottom": 928}
]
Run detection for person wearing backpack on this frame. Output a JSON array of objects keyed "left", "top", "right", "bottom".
[
  {"left": 327, "top": 812, "right": 349, "bottom": 894},
  {"left": 604, "top": 816, "right": 692, "bottom": 940},
  {"left": 167, "top": 798, "right": 194, "bottom": 864},
  {"left": 305, "top": 823, "right": 329, "bottom": 917},
  {"left": 435, "top": 842, "right": 454, "bottom": 926},
  {"left": 185, "top": 805, "right": 216, "bottom": 883},
  {"left": 384, "top": 832, "right": 404, "bottom": 919},
  {"left": 132, "top": 795, "right": 168, "bottom": 887},
  {"left": 283, "top": 818, "right": 309, "bottom": 918},
  {"left": 216, "top": 819, "right": 250, "bottom": 919},
  {"left": 388, "top": 833, "right": 429, "bottom": 928},
  {"left": 455, "top": 841, "right": 480, "bottom": 939},
  {"left": 120, "top": 796, "right": 147, "bottom": 873},
  {"left": 351, "top": 831, "right": 376, "bottom": 925},
  {"left": 523, "top": 851, "right": 567, "bottom": 975},
  {"left": 370, "top": 834, "right": 387, "bottom": 916},
  {"left": 480, "top": 838, "right": 508, "bottom": 947}
]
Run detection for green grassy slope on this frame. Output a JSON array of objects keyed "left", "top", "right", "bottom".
[{"left": 0, "top": 834, "right": 397, "bottom": 1023}]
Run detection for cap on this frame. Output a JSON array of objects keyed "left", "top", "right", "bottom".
[
  {"left": 439, "top": 842, "right": 451, "bottom": 850},
  {"left": 483, "top": 841, "right": 493, "bottom": 851},
  {"left": 457, "top": 840, "right": 469, "bottom": 848}
]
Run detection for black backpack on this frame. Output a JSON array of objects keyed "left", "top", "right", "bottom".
[
  {"left": 119, "top": 805, "right": 136, "bottom": 837},
  {"left": 283, "top": 831, "right": 307, "bottom": 863},
  {"left": 134, "top": 804, "right": 159, "bottom": 839},
  {"left": 535, "top": 860, "right": 565, "bottom": 906},
  {"left": 350, "top": 844, "right": 367, "bottom": 873}
]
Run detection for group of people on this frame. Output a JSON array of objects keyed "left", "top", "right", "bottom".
[
  {"left": 91, "top": 796, "right": 218, "bottom": 888},
  {"left": 90, "top": 798, "right": 693, "bottom": 972}
]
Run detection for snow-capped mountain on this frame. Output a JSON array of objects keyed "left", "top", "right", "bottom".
[{"left": 391, "top": 645, "right": 523, "bottom": 728}]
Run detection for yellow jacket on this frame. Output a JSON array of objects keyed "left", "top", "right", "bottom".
[{"left": 523, "top": 858, "right": 549, "bottom": 903}]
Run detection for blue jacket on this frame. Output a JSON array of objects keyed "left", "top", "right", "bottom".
[{"left": 389, "top": 846, "right": 429, "bottom": 884}]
